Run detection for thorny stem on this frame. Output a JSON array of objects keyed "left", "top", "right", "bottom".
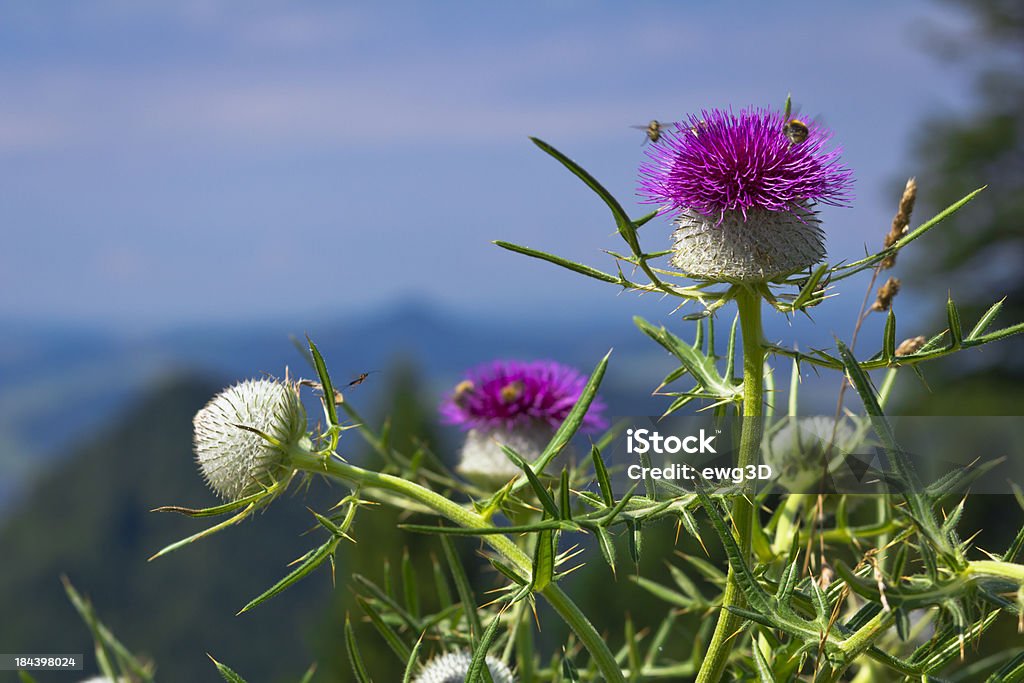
[
  {"left": 696, "top": 286, "right": 765, "bottom": 683},
  {"left": 286, "top": 447, "right": 626, "bottom": 683}
]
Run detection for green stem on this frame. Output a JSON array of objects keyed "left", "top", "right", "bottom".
[
  {"left": 966, "top": 560, "right": 1024, "bottom": 584},
  {"left": 696, "top": 286, "right": 765, "bottom": 683},
  {"left": 287, "top": 448, "right": 625, "bottom": 683},
  {"left": 772, "top": 493, "right": 811, "bottom": 556}
]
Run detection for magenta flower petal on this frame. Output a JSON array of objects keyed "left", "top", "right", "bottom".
[
  {"left": 440, "top": 360, "right": 607, "bottom": 433},
  {"left": 638, "top": 107, "right": 853, "bottom": 219}
]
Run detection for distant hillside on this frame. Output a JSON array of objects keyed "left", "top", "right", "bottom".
[{"left": 0, "top": 296, "right": 865, "bottom": 513}]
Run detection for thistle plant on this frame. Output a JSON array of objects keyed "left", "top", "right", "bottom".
[
  {"left": 65, "top": 95, "right": 1024, "bottom": 682},
  {"left": 441, "top": 360, "right": 607, "bottom": 484}
]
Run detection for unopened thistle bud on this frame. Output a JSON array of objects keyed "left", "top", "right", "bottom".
[
  {"left": 440, "top": 360, "right": 607, "bottom": 485},
  {"left": 871, "top": 277, "right": 901, "bottom": 312},
  {"left": 413, "top": 651, "right": 516, "bottom": 683},
  {"left": 895, "top": 335, "right": 927, "bottom": 357},
  {"left": 193, "top": 379, "right": 307, "bottom": 500},
  {"left": 639, "top": 107, "right": 853, "bottom": 282},
  {"left": 881, "top": 177, "right": 917, "bottom": 269},
  {"left": 764, "top": 417, "right": 858, "bottom": 492}
]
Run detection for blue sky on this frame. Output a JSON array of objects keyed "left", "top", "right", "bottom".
[{"left": 0, "top": 1, "right": 974, "bottom": 330}]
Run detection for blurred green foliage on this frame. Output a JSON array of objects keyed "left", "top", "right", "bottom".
[{"left": 904, "top": 0, "right": 1024, "bottom": 409}]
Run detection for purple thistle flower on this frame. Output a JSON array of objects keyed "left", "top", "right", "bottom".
[
  {"left": 638, "top": 107, "right": 853, "bottom": 219},
  {"left": 440, "top": 360, "right": 607, "bottom": 433}
]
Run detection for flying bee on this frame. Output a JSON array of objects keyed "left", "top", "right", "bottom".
[
  {"left": 784, "top": 118, "right": 809, "bottom": 145},
  {"left": 347, "top": 371, "right": 378, "bottom": 387},
  {"left": 631, "top": 120, "right": 667, "bottom": 144}
]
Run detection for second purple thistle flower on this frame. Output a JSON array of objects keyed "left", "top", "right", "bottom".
[
  {"left": 638, "top": 107, "right": 854, "bottom": 283},
  {"left": 440, "top": 360, "right": 607, "bottom": 484}
]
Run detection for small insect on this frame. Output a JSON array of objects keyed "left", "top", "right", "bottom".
[
  {"left": 784, "top": 118, "right": 809, "bottom": 145},
  {"left": 347, "top": 371, "right": 378, "bottom": 387},
  {"left": 631, "top": 120, "right": 666, "bottom": 144},
  {"left": 499, "top": 380, "right": 524, "bottom": 403},
  {"left": 453, "top": 379, "right": 475, "bottom": 406}
]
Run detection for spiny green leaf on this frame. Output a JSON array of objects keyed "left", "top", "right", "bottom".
[
  {"left": 974, "top": 320, "right": 1024, "bottom": 345},
  {"left": 237, "top": 536, "right": 340, "bottom": 614},
  {"left": 148, "top": 502, "right": 256, "bottom": 561},
  {"left": 560, "top": 469, "right": 573, "bottom": 521},
  {"left": 883, "top": 308, "right": 896, "bottom": 361},
  {"left": 832, "top": 187, "right": 985, "bottom": 280},
  {"left": 635, "top": 317, "right": 728, "bottom": 392},
  {"left": 402, "top": 548, "right": 421, "bottom": 619},
  {"left": 591, "top": 445, "right": 615, "bottom": 507},
  {"left": 402, "top": 634, "right": 425, "bottom": 683},
  {"left": 627, "top": 519, "right": 643, "bottom": 567},
  {"left": 344, "top": 614, "right": 372, "bottom": 683},
  {"left": 298, "top": 663, "right": 317, "bottom": 683},
  {"left": 353, "top": 574, "right": 419, "bottom": 631},
  {"left": 790, "top": 264, "right": 830, "bottom": 311},
  {"left": 624, "top": 614, "right": 641, "bottom": 679},
  {"left": 151, "top": 488, "right": 270, "bottom": 517},
  {"left": 752, "top": 641, "right": 777, "bottom": 683},
  {"left": 466, "top": 609, "right": 506, "bottom": 683},
  {"left": 694, "top": 488, "right": 773, "bottom": 614},
  {"left": 489, "top": 557, "right": 529, "bottom": 587},
  {"left": 628, "top": 575, "right": 693, "bottom": 608},
  {"left": 208, "top": 655, "right": 248, "bottom": 683},
  {"left": 356, "top": 595, "right": 413, "bottom": 662},
  {"left": 494, "top": 241, "right": 622, "bottom": 284},
  {"left": 601, "top": 484, "right": 638, "bottom": 527},
  {"left": 725, "top": 313, "right": 740, "bottom": 380},
  {"left": 968, "top": 298, "right": 1005, "bottom": 340},
  {"left": 533, "top": 528, "right": 555, "bottom": 591},
  {"left": 947, "top": 296, "right": 963, "bottom": 349},
  {"left": 1003, "top": 523, "right": 1024, "bottom": 563},
  {"left": 986, "top": 650, "right": 1024, "bottom": 682},
  {"left": 307, "top": 336, "right": 338, "bottom": 428},
  {"left": 562, "top": 648, "right": 581, "bottom": 682},
  {"left": 441, "top": 536, "right": 482, "bottom": 644},
  {"left": 595, "top": 525, "right": 616, "bottom": 575},
  {"left": 529, "top": 137, "right": 639, "bottom": 254},
  {"left": 401, "top": 520, "right": 572, "bottom": 535},
  {"left": 500, "top": 444, "right": 560, "bottom": 518},
  {"left": 428, "top": 557, "right": 452, "bottom": 610}
]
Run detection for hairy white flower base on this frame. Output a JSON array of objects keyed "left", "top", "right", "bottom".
[
  {"left": 670, "top": 207, "right": 825, "bottom": 282},
  {"left": 193, "top": 379, "right": 307, "bottom": 500},
  {"left": 764, "top": 417, "right": 858, "bottom": 492},
  {"left": 413, "top": 651, "right": 516, "bottom": 683},
  {"left": 457, "top": 422, "right": 558, "bottom": 485}
]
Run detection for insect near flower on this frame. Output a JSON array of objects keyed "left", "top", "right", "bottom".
[
  {"left": 631, "top": 119, "right": 667, "bottom": 143},
  {"left": 784, "top": 118, "right": 810, "bottom": 144},
  {"left": 347, "top": 371, "right": 378, "bottom": 387}
]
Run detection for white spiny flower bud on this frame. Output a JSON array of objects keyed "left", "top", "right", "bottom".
[
  {"left": 413, "top": 651, "right": 516, "bottom": 683},
  {"left": 193, "top": 379, "right": 307, "bottom": 500},
  {"left": 670, "top": 206, "right": 825, "bottom": 282},
  {"left": 764, "top": 417, "right": 858, "bottom": 492},
  {"left": 458, "top": 422, "right": 556, "bottom": 484}
]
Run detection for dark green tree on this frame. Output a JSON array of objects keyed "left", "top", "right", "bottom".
[{"left": 903, "top": 0, "right": 1024, "bottom": 412}]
